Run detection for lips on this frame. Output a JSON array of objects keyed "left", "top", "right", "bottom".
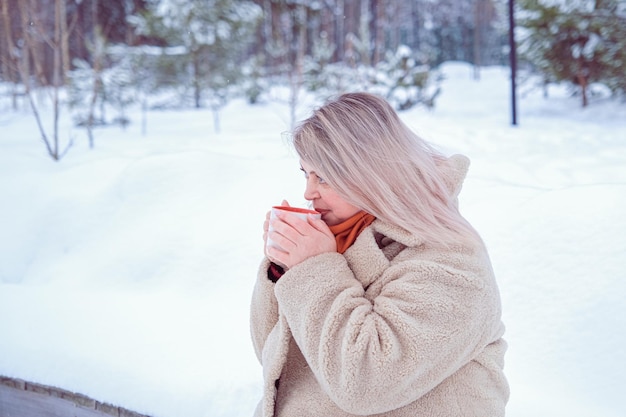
[{"left": 315, "top": 208, "right": 329, "bottom": 216}]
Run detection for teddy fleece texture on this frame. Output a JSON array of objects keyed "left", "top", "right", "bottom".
[{"left": 250, "top": 155, "right": 509, "bottom": 416}]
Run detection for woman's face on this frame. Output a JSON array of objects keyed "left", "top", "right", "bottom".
[{"left": 300, "top": 159, "right": 360, "bottom": 226}]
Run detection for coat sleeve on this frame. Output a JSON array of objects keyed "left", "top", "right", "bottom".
[
  {"left": 249, "top": 258, "right": 280, "bottom": 362},
  {"left": 273, "top": 248, "right": 503, "bottom": 415}
]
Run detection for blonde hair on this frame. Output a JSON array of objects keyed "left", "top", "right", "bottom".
[{"left": 292, "top": 92, "right": 480, "bottom": 247}]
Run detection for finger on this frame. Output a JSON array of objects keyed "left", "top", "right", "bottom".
[
  {"left": 263, "top": 212, "right": 270, "bottom": 242},
  {"left": 268, "top": 221, "right": 300, "bottom": 247},
  {"left": 307, "top": 214, "right": 332, "bottom": 234},
  {"left": 264, "top": 211, "right": 271, "bottom": 231},
  {"left": 266, "top": 240, "right": 289, "bottom": 262},
  {"left": 281, "top": 199, "right": 290, "bottom": 207},
  {"left": 274, "top": 209, "right": 308, "bottom": 228}
]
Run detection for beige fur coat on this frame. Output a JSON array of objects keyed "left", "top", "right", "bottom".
[{"left": 250, "top": 155, "right": 509, "bottom": 416}]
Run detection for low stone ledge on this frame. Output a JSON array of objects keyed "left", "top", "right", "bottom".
[
  {"left": 0, "top": 375, "right": 152, "bottom": 417},
  {"left": 0, "top": 377, "right": 25, "bottom": 391}
]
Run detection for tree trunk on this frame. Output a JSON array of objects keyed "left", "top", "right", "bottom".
[
  {"left": 359, "top": 0, "right": 371, "bottom": 67},
  {"left": 336, "top": 0, "right": 344, "bottom": 62},
  {"left": 18, "top": 1, "right": 31, "bottom": 86},
  {"left": 193, "top": 50, "right": 201, "bottom": 108},
  {"left": 577, "top": 71, "right": 588, "bottom": 107},
  {"left": 87, "top": 26, "right": 105, "bottom": 148},
  {"left": 390, "top": 1, "right": 399, "bottom": 52},
  {"left": 53, "top": 0, "right": 63, "bottom": 157},
  {"left": 411, "top": 0, "right": 421, "bottom": 52},
  {"left": 473, "top": 0, "right": 483, "bottom": 80},
  {"left": 17, "top": 0, "right": 54, "bottom": 158},
  {"left": 16, "top": 0, "right": 71, "bottom": 161},
  {"left": 59, "top": 0, "right": 70, "bottom": 81},
  {"left": 288, "top": 4, "right": 307, "bottom": 129},
  {"left": 320, "top": 5, "right": 335, "bottom": 62},
  {"left": 1, "top": 0, "right": 19, "bottom": 109},
  {"left": 373, "top": 0, "right": 385, "bottom": 64}
]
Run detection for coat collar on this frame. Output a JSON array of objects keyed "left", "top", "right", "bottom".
[{"left": 343, "top": 219, "right": 422, "bottom": 289}]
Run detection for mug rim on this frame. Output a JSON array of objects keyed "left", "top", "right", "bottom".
[{"left": 272, "top": 206, "right": 319, "bottom": 215}]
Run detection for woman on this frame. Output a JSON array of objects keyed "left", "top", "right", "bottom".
[{"left": 250, "top": 92, "right": 509, "bottom": 416}]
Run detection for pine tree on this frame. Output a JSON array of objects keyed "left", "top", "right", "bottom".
[
  {"left": 135, "top": 0, "right": 261, "bottom": 117},
  {"left": 518, "top": 0, "right": 626, "bottom": 106}
]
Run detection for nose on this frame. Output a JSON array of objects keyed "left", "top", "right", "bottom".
[{"left": 303, "top": 176, "right": 320, "bottom": 201}]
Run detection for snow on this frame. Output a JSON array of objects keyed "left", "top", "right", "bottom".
[{"left": 1, "top": 62, "right": 625, "bottom": 417}]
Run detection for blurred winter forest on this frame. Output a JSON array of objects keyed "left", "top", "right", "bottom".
[{"left": 0, "top": 0, "right": 625, "bottom": 160}]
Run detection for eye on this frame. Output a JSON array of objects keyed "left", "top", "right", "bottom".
[{"left": 300, "top": 167, "right": 326, "bottom": 185}]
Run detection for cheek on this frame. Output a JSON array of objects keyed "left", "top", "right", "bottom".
[
  {"left": 330, "top": 198, "right": 361, "bottom": 220},
  {"left": 339, "top": 203, "right": 361, "bottom": 218},
  {"left": 321, "top": 188, "right": 361, "bottom": 220}
]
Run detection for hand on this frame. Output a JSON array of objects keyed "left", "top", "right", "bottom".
[
  {"left": 263, "top": 200, "right": 290, "bottom": 268},
  {"left": 266, "top": 208, "right": 337, "bottom": 269}
]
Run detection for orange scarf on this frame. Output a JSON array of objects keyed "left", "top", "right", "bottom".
[{"left": 329, "top": 211, "right": 376, "bottom": 254}]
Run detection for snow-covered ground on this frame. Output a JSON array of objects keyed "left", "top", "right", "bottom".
[{"left": 1, "top": 62, "right": 625, "bottom": 417}]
